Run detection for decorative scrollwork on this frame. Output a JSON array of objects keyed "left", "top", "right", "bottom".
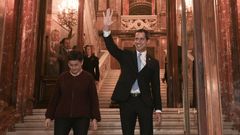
[{"left": 121, "top": 15, "right": 158, "bottom": 30}]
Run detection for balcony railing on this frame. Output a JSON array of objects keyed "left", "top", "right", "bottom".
[{"left": 129, "top": 1, "right": 152, "bottom": 9}]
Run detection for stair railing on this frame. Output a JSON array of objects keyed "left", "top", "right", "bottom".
[{"left": 98, "top": 50, "right": 111, "bottom": 91}]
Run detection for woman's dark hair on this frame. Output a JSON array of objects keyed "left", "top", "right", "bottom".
[
  {"left": 68, "top": 51, "right": 83, "bottom": 62},
  {"left": 83, "top": 45, "right": 94, "bottom": 55},
  {"left": 136, "top": 29, "right": 150, "bottom": 40},
  {"left": 60, "top": 37, "right": 70, "bottom": 44},
  {"left": 83, "top": 45, "right": 92, "bottom": 51}
]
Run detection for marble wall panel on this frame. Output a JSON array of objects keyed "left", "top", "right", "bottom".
[{"left": 0, "top": 0, "right": 18, "bottom": 105}]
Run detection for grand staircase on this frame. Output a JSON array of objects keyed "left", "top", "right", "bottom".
[{"left": 7, "top": 70, "right": 240, "bottom": 135}]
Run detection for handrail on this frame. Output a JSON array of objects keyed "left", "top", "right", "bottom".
[{"left": 98, "top": 50, "right": 111, "bottom": 91}]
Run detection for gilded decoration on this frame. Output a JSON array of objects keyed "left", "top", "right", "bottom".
[{"left": 121, "top": 15, "right": 158, "bottom": 30}]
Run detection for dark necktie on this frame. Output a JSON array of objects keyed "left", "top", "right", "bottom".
[{"left": 137, "top": 53, "right": 142, "bottom": 71}]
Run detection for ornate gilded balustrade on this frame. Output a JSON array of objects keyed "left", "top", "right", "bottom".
[{"left": 120, "top": 15, "right": 159, "bottom": 31}]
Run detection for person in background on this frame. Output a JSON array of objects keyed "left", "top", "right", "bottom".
[
  {"left": 102, "top": 8, "right": 162, "bottom": 135},
  {"left": 58, "top": 37, "right": 73, "bottom": 73},
  {"left": 82, "top": 45, "right": 100, "bottom": 82},
  {"left": 45, "top": 51, "right": 101, "bottom": 135}
]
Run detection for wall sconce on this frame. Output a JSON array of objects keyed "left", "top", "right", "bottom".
[{"left": 57, "top": 0, "right": 79, "bottom": 38}]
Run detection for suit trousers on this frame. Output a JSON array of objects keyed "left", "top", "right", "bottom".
[
  {"left": 54, "top": 117, "right": 90, "bottom": 135},
  {"left": 119, "top": 96, "right": 154, "bottom": 135}
]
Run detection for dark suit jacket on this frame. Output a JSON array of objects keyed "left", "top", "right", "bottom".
[
  {"left": 103, "top": 34, "right": 162, "bottom": 110},
  {"left": 82, "top": 55, "right": 100, "bottom": 81}
]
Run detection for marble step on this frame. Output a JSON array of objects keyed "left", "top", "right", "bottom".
[
  {"left": 100, "top": 83, "right": 118, "bottom": 86},
  {"left": 99, "top": 100, "right": 167, "bottom": 105},
  {"left": 7, "top": 129, "right": 240, "bottom": 135},
  {"left": 99, "top": 89, "right": 167, "bottom": 92},
  {"left": 7, "top": 126, "right": 239, "bottom": 135},
  {"left": 31, "top": 108, "right": 197, "bottom": 112},
  {"left": 99, "top": 97, "right": 168, "bottom": 101},
  {"left": 22, "top": 118, "right": 197, "bottom": 124},
  {"left": 99, "top": 95, "right": 167, "bottom": 97},
  {"left": 7, "top": 129, "right": 200, "bottom": 135},
  {"left": 13, "top": 122, "right": 197, "bottom": 130},
  {"left": 22, "top": 116, "right": 198, "bottom": 123},
  {"left": 99, "top": 96, "right": 168, "bottom": 99},
  {"left": 13, "top": 120, "right": 234, "bottom": 129},
  {"left": 23, "top": 113, "right": 198, "bottom": 120},
  {"left": 31, "top": 108, "right": 198, "bottom": 114}
]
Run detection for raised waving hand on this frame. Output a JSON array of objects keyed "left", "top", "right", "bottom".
[{"left": 103, "top": 8, "right": 114, "bottom": 31}]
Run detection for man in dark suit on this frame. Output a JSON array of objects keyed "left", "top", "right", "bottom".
[{"left": 102, "top": 9, "right": 162, "bottom": 135}]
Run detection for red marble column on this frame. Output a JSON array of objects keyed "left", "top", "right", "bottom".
[
  {"left": 0, "top": 0, "right": 18, "bottom": 105},
  {"left": 167, "top": 0, "right": 179, "bottom": 107},
  {"left": 193, "top": 0, "right": 223, "bottom": 134},
  {"left": 234, "top": 0, "right": 240, "bottom": 129},
  {"left": 217, "top": 0, "right": 240, "bottom": 130},
  {"left": 14, "top": 0, "right": 39, "bottom": 115},
  {"left": 217, "top": 0, "right": 233, "bottom": 120},
  {"left": 77, "top": 0, "right": 85, "bottom": 52},
  {"left": 228, "top": 0, "right": 240, "bottom": 130}
]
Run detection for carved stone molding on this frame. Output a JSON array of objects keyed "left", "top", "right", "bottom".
[{"left": 121, "top": 15, "right": 158, "bottom": 30}]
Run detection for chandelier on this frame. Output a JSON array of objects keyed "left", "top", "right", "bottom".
[{"left": 57, "top": 0, "right": 79, "bottom": 34}]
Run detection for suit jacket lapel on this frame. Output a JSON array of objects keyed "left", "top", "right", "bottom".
[
  {"left": 146, "top": 54, "right": 152, "bottom": 65},
  {"left": 141, "top": 54, "right": 152, "bottom": 71}
]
